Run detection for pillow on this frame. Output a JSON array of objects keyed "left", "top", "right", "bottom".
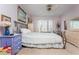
[{"left": 21, "top": 28, "right": 31, "bottom": 34}]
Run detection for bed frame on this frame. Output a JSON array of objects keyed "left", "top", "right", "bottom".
[{"left": 61, "top": 31, "right": 66, "bottom": 49}]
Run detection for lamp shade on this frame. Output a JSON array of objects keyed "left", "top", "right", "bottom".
[{"left": 0, "top": 21, "right": 11, "bottom": 27}]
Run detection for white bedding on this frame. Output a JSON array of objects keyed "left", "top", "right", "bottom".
[{"left": 22, "top": 32, "right": 64, "bottom": 48}]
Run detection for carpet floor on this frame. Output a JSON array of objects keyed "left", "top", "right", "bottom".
[{"left": 17, "top": 43, "right": 79, "bottom": 55}]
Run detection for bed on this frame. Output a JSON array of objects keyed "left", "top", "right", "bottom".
[
  {"left": 15, "top": 22, "right": 64, "bottom": 48},
  {"left": 21, "top": 29, "right": 64, "bottom": 48}
]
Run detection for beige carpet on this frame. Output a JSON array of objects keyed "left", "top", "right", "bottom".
[{"left": 17, "top": 43, "right": 79, "bottom": 55}]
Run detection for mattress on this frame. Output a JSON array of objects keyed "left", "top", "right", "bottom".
[
  {"left": 22, "top": 32, "right": 64, "bottom": 48},
  {"left": 22, "top": 43, "right": 64, "bottom": 48}
]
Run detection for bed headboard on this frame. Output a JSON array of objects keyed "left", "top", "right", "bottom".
[{"left": 14, "top": 21, "right": 28, "bottom": 33}]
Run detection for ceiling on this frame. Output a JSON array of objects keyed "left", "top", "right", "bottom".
[{"left": 23, "top": 4, "right": 74, "bottom": 17}]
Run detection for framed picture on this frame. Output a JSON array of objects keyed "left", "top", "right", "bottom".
[
  {"left": 17, "top": 6, "right": 26, "bottom": 23},
  {"left": 14, "top": 21, "right": 28, "bottom": 33},
  {"left": 28, "top": 17, "right": 32, "bottom": 23},
  {"left": 1, "top": 15, "right": 11, "bottom": 22}
]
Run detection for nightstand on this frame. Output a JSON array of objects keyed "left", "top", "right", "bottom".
[{"left": 0, "top": 34, "right": 22, "bottom": 55}]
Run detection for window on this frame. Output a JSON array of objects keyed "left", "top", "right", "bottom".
[
  {"left": 70, "top": 20, "right": 79, "bottom": 29},
  {"left": 37, "top": 20, "right": 53, "bottom": 32}
]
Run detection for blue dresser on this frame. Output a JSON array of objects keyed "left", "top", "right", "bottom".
[{"left": 0, "top": 34, "right": 22, "bottom": 55}]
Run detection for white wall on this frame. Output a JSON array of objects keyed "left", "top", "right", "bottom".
[
  {"left": 0, "top": 4, "right": 18, "bottom": 22},
  {"left": 60, "top": 5, "right": 79, "bottom": 31},
  {"left": 0, "top": 4, "right": 26, "bottom": 34},
  {"left": 0, "top": 4, "right": 17, "bottom": 34}
]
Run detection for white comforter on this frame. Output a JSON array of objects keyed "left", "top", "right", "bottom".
[{"left": 22, "top": 32, "right": 63, "bottom": 44}]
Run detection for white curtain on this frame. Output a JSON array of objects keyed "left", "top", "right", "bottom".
[
  {"left": 48, "top": 20, "right": 53, "bottom": 32},
  {"left": 37, "top": 20, "right": 53, "bottom": 32}
]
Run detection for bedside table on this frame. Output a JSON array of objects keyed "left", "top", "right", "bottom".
[{"left": 0, "top": 34, "right": 22, "bottom": 55}]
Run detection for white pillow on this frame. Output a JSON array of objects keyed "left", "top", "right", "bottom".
[{"left": 21, "top": 28, "right": 31, "bottom": 34}]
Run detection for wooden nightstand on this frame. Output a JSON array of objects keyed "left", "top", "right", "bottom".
[{"left": 0, "top": 34, "right": 22, "bottom": 55}]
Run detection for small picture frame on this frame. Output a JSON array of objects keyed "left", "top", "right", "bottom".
[
  {"left": 1, "top": 15, "right": 11, "bottom": 22},
  {"left": 28, "top": 18, "right": 32, "bottom": 23}
]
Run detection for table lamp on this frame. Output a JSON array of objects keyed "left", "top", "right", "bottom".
[{"left": 0, "top": 21, "right": 11, "bottom": 35}]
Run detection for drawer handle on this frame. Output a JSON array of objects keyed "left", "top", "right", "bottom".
[{"left": 18, "top": 47, "right": 20, "bottom": 49}]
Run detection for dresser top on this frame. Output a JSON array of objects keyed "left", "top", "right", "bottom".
[{"left": 0, "top": 34, "right": 21, "bottom": 38}]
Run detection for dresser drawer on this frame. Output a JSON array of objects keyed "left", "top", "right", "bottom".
[
  {"left": 0, "top": 39, "right": 2, "bottom": 47},
  {"left": 12, "top": 38, "right": 21, "bottom": 46},
  {"left": 13, "top": 37, "right": 21, "bottom": 46},
  {"left": 13, "top": 35, "right": 21, "bottom": 42},
  {"left": 12, "top": 42, "right": 21, "bottom": 54},
  {"left": 12, "top": 41, "right": 21, "bottom": 47},
  {"left": 1, "top": 37, "right": 12, "bottom": 47},
  {"left": 2, "top": 38, "right": 7, "bottom": 47},
  {"left": 14, "top": 43, "right": 21, "bottom": 50},
  {"left": 12, "top": 47, "right": 19, "bottom": 54},
  {"left": 6, "top": 38, "right": 12, "bottom": 46}
]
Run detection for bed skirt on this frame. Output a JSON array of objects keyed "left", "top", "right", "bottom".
[{"left": 22, "top": 42, "right": 64, "bottom": 48}]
